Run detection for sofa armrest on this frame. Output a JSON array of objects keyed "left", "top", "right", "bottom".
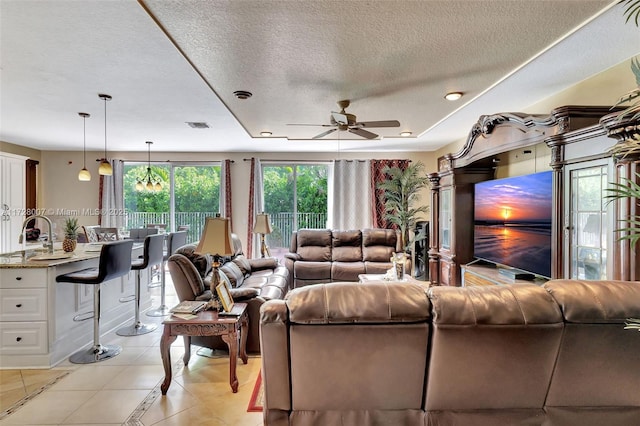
[
  {"left": 284, "top": 252, "right": 301, "bottom": 261},
  {"left": 249, "top": 257, "right": 279, "bottom": 271},
  {"left": 167, "top": 253, "right": 207, "bottom": 301},
  {"left": 260, "top": 300, "right": 291, "bottom": 413}
]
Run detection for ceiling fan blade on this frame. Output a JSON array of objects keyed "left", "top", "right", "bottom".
[
  {"left": 286, "top": 123, "right": 333, "bottom": 127},
  {"left": 313, "top": 128, "right": 339, "bottom": 139},
  {"left": 331, "top": 112, "right": 349, "bottom": 125},
  {"left": 356, "top": 120, "right": 400, "bottom": 128},
  {"left": 349, "top": 128, "right": 378, "bottom": 139}
]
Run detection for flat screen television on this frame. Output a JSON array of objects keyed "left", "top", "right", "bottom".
[{"left": 473, "top": 170, "right": 553, "bottom": 278}]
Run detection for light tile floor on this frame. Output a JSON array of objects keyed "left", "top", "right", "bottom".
[{"left": 0, "top": 273, "right": 263, "bottom": 426}]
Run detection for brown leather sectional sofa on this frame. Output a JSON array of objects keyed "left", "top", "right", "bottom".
[
  {"left": 260, "top": 279, "right": 640, "bottom": 425},
  {"left": 167, "top": 234, "right": 289, "bottom": 353},
  {"left": 284, "top": 228, "right": 402, "bottom": 288}
]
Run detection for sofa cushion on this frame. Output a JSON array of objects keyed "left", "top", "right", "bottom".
[
  {"left": 286, "top": 282, "right": 431, "bottom": 324},
  {"left": 295, "top": 261, "right": 331, "bottom": 280},
  {"left": 332, "top": 230, "right": 362, "bottom": 262},
  {"left": 426, "top": 285, "right": 564, "bottom": 411},
  {"left": 362, "top": 228, "right": 397, "bottom": 262},
  {"left": 297, "top": 229, "right": 332, "bottom": 261},
  {"left": 331, "top": 261, "right": 365, "bottom": 281}
]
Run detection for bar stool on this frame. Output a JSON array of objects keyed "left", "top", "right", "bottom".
[
  {"left": 147, "top": 230, "right": 188, "bottom": 317},
  {"left": 116, "top": 234, "right": 164, "bottom": 336},
  {"left": 56, "top": 240, "right": 134, "bottom": 363}
]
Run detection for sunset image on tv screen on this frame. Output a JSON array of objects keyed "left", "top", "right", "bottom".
[{"left": 474, "top": 170, "right": 552, "bottom": 278}]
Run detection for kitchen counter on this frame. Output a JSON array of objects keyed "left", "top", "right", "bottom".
[
  {"left": 0, "top": 242, "right": 148, "bottom": 368},
  {"left": 0, "top": 243, "right": 105, "bottom": 268}
]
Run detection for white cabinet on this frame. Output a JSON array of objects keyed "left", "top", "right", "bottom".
[
  {"left": 1, "top": 152, "right": 28, "bottom": 254},
  {"left": 0, "top": 268, "right": 49, "bottom": 357}
]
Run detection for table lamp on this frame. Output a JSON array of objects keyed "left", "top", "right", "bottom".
[
  {"left": 196, "top": 216, "right": 234, "bottom": 308},
  {"left": 253, "top": 212, "right": 273, "bottom": 258}
]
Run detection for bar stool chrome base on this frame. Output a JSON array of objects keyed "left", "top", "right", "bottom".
[
  {"left": 146, "top": 305, "right": 170, "bottom": 317},
  {"left": 116, "top": 321, "right": 157, "bottom": 336},
  {"left": 69, "top": 343, "right": 122, "bottom": 364}
]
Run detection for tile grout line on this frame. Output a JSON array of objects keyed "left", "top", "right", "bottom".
[
  {"left": 0, "top": 370, "right": 72, "bottom": 420},
  {"left": 122, "top": 359, "right": 185, "bottom": 426}
]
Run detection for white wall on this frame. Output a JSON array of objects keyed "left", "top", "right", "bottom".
[{"left": 35, "top": 149, "right": 435, "bottom": 248}]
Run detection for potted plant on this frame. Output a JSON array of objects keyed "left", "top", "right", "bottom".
[
  {"left": 62, "top": 217, "right": 79, "bottom": 252},
  {"left": 377, "top": 161, "right": 430, "bottom": 253}
]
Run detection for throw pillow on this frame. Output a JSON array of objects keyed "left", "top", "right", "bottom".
[
  {"left": 232, "top": 255, "right": 252, "bottom": 277},
  {"left": 249, "top": 257, "right": 279, "bottom": 271},
  {"left": 220, "top": 261, "right": 244, "bottom": 288}
]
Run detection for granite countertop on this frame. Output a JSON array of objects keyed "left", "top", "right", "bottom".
[{"left": 0, "top": 242, "right": 142, "bottom": 269}]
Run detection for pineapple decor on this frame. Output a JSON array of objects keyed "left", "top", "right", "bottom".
[{"left": 62, "top": 217, "right": 79, "bottom": 252}]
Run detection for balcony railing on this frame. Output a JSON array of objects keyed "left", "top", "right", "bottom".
[{"left": 125, "top": 211, "right": 327, "bottom": 248}]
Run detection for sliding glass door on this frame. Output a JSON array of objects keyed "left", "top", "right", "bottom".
[
  {"left": 123, "top": 162, "right": 220, "bottom": 243},
  {"left": 262, "top": 163, "right": 329, "bottom": 259}
]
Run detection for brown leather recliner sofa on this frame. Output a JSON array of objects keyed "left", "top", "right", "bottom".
[
  {"left": 167, "top": 234, "right": 289, "bottom": 353},
  {"left": 260, "top": 279, "right": 640, "bottom": 426},
  {"left": 284, "top": 228, "right": 402, "bottom": 288}
]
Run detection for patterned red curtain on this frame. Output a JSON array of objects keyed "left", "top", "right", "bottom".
[
  {"left": 370, "top": 159, "right": 410, "bottom": 228},
  {"left": 246, "top": 158, "right": 256, "bottom": 256},
  {"left": 224, "top": 159, "right": 233, "bottom": 230}
]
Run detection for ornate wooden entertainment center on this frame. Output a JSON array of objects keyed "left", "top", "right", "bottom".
[{"left": 429, "top": 105, "right": 639, "bottom": 286}]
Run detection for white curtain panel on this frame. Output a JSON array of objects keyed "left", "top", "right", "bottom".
[
  {"left": 220, "top": 160, "right": 228, "bottom": 216},
  {"left": 251, "top": 158, "right": 264, "bottom": 258},
  {"left": 331, "top": 159, "right": 372, "bottom": 230},
  {"left": 100, "top": 159, "right": 124, "bottom": 229}
]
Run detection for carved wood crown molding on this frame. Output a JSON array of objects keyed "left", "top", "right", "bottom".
[
  {"left": 437, "top": 106, "right": 620, "bottom": 172},
  {"left": 601, "top": 112, "right": 640, "bottom": 142}
]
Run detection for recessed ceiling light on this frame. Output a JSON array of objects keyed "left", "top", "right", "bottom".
[
  {"left": 233, "top": 90, "right": 253, "bottom": 99},
  {"left": 260, "top": 131, "right": 272, "bottom": 137},
  {"left": 400, "top": 131, "right": 412, "bottom": 137},
  {"left": 444, "top": 92, "right": 463, "bottom": 101}
]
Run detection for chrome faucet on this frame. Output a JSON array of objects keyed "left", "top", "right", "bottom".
[{"left": 18, "top": 215, "right": 54, "bottom": 253}]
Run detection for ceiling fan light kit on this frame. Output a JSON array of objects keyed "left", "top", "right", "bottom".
[
  {"left": 289, "top": 99, "right": 400, "bottom": 140},
  {"left": 444, "top": 92, "right": 463, "bottom": 101}
]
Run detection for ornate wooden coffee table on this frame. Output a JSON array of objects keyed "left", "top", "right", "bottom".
[{"left": 160, "top": 303, "right": 248, "bottom": 394}]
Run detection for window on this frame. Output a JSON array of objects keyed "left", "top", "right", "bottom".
[
  {"left": 262, "top": 163, "right": 329, "bottom": 258},
  {"left": 123, "top": 162, "right": 220, "bottom": 243}
]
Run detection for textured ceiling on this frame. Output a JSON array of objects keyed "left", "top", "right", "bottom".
[{"left": 1, "top": 0, "right": 638, "bottom": 153}]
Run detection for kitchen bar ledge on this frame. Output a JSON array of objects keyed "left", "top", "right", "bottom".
[{"left": 0, "top": 243, "right": 147, "bottom": 368}]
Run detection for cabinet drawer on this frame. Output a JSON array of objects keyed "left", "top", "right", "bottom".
[
  {"left": 0, "top": 268, "right": 48, "bottom": 288},
  {"left": 0, "top": 322, "right": 47, "bottom": 354},
  {"left": 0, "top": 288, "right": 47, "bottom": 321}
]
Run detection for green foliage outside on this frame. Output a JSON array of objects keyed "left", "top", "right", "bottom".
[
  {"left": 123, "top": 164, "right": 220, "bottom": 213},
  {"left": 262, "top": 165, "right": 327, "bottom": 216}
]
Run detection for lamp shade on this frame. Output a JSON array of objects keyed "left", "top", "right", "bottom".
[
  {"left": 253, "top": 213, "right": 273, "bottom": 235},
  {"left": 196, "top": 217, "right": 234, "bottom": 256}
]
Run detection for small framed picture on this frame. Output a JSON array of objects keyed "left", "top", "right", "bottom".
[
  {"left": 218, "top": 270, "right": 232, "bottom": 290},
  {"left": 216, "top": 282, "right": 234, "bottom": 313}
]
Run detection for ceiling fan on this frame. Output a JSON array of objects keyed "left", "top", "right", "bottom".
[{"left": 288, "top": 100, "right": 400, "bottom": 139}]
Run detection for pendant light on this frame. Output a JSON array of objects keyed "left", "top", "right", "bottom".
[
  {"left": 78, "top": 112, "right": 91, "bottom": 181},
  {"left": 136, "top": 141, "right": 162, "bottom": 192},
  {"left": 98, "top": 93, "right": 113, "bottom": 175}
]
